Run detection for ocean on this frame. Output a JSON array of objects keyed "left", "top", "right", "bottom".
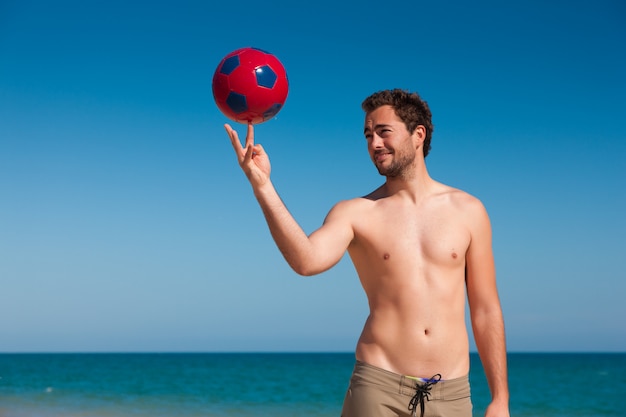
[{"left": 0, "top": 353, "right": 623, "bottom": 417}]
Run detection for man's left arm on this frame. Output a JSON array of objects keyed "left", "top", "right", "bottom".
[{"left": 465, "top": 198, "right": 510, "bottom": 417}]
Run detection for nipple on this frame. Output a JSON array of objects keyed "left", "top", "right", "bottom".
[{"left": 383, "top": 253, "right": 390, "bottom": 260}]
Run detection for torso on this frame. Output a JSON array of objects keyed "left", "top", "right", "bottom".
[{"left": 346, "top": 182, "right": 475, "bottom": 379}]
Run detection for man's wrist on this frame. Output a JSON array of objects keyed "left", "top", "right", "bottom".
[
  {"left": 490, "top": 394, "right": 509, "bottom": 406},
  {"left": 252, "top": 180, "right": 276, "bottom": 200}
]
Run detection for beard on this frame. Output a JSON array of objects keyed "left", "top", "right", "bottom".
[{"left": 373, "top": 148, "right": 416, "bottom": 178}]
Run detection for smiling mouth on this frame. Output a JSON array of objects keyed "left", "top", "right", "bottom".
[{"left": 374, "top": 151, "right": 391, "bottom": 162}]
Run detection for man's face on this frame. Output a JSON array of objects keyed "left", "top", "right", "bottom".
[{"left": 364, "top": 105, "right": 417, "bottom": 178}]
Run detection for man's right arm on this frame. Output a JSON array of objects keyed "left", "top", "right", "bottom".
[
  {"left": 253, "top": 182, "right": 354, "bottom": 275},
  {"left": 226, "top": 124, "right": 353, "bottom": 276}
]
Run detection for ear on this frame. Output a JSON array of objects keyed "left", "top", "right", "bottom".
[{"left": 412, "top": 125, "right": 426, "bottom": 148}]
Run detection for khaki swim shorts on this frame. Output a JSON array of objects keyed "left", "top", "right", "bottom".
[{"left": 341, "top": 361, "right": 472, "bottom": 417}]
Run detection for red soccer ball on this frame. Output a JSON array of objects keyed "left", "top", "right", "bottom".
[{"left": 212, "top": 47, "right": 289, "bottom": 124}]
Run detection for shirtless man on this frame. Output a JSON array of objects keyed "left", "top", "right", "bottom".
[{"left": 225, "top": 89, "right": 509, "bottom": 417}]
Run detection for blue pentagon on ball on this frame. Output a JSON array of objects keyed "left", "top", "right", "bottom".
[{"left": 255, "top": 65, "right": 277, "bottom": 89}]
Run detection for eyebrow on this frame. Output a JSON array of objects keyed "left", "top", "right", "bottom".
[{"left": 363, "top": 124, "right": 393, "bottom": 134}]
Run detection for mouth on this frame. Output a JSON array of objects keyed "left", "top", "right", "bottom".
[{"left": 374, "top": 150, "right": 391, "bottom": 163}]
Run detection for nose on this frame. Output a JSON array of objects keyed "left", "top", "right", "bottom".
[{"left": 369, "top": 133, "right": 385, "bottom": 149}]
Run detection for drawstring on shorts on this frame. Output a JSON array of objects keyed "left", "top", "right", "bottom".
[{"left": 408, "top": 374, "right": 442, "bottom": 417}]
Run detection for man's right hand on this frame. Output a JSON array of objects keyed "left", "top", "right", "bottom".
[{"left": 225, "top": 123, "right": 271, "bottom": 188}]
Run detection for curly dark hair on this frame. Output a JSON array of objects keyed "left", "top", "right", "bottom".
[{"left": 361, "top": 89, "right": 434, "bottom": 157}]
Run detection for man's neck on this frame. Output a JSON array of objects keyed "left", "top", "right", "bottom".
[{"left": 383, "top": 164, "right": 434, "bottom": 200}]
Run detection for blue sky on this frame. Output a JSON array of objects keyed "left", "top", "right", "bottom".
[{"left": 1, "top": 0, "right": 624, "bottom": 353}]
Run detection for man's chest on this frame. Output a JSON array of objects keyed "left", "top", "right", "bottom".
[{"left": 353, "top": 208, "right": 471, "bottom": 266}]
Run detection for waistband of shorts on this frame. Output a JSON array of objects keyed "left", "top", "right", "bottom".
[{"left": 353, "top": 360, "right": 470, "bottom": 400}]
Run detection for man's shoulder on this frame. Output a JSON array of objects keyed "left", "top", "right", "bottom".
[
  {"left": 325, "top": 188, "right": 386, "bottom": 222},
  {"left": 332, "top": 194, "right": 376, "bottom": 211},
  {"left": 330, "top": 184, "right": 387, "bottom": 208},
  {"left": 432, "top": 183, "right": 486, "bottom": 213}
]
